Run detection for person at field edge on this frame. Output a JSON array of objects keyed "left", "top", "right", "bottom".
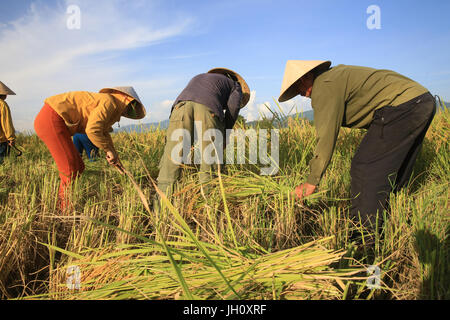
[
  {"left": 73, "top": 133, "right": 100, "bottom": 161},
  {"left": 278, "top": 60, "right": 436, "bottom": 231},
  {"left": 34, "top": 87, "right": 146, "bottom": 210},
  {"left": 156, "top": 68, "right": 251, "bottom": 196},
  {"left": 0, "top": 81, "right": 17, "bottom": 163}
]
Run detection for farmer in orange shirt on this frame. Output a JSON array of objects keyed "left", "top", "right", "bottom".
[
  {"left": 0, "top": 81, "right": 17, "bottom": 163},
  {"left": 34, "top": 87, "right": 146, "bottom": 209}
]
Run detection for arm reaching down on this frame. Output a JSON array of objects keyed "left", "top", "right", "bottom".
[
  {"left": 224, "top": 82, "right": 243, "bottom": 130},
  {"left": 85, "top": 99, "right": 122, "bottom": 165}
]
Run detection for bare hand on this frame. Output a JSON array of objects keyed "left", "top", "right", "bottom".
[
  {"left": 8, "top": 140, "right": 15, "bottom": 147},
  {"left": 293, "top": 183, "right": 317, "bottom": 201},
  {"left": 106, "top": 150, "right": 119, "bottom": 166}
]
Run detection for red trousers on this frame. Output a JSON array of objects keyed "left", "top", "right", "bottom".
[{"left": 34, "top": 104, "right": 85, "bottom": 206}]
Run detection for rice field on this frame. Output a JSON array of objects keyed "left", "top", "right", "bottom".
[{"left": 0, "top": 106, "right": 448, "bottom": 300}]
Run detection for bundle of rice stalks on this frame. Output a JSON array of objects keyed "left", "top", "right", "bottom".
[
  {"left": 31, "top": 236, "right": 366, "bottom": 300},
  {"left": 206, "top": 171, "right": 325, "bottom": 204}
]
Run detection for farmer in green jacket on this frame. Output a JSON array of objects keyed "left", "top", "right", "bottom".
[
  {"left": 279, "top": 60, "right": 436, "bottom": 230},
  {"left": 157, "top": 68, "right": 250, "bottom": 196}
]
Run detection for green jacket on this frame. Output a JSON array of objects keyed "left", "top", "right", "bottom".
[
  {"left": 0, "top": 99, "right": 16, "bottom": 143},
  {"left": 307, "top": 64, "right": 428, "bottom": 186}
]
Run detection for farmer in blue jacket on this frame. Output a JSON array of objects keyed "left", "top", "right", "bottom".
[{"left": 73, "top": 133, "right": 99, "bottom": 161}]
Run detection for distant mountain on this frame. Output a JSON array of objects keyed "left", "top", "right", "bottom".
[
  {"left": 115, "top": 111, "right": 315, "bottom": 132},
  {"left": 115, "top": 119, "right": 170, "bottom": 133},
  {"left": 289, "top": 110, "right": 315, "bottom": 121}
]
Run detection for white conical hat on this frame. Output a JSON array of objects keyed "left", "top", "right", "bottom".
[
  {"left": 278, "top": 60, "right": 331, "bottom": 102},
  {"left": 99, "top": 86, "right": 146, "bottom": 119},
  {"left": 0, "top": 81, "right": 16, "bottom": 95}
]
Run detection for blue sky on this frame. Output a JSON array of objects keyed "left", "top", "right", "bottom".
[{"left": 1, "top": 0, "right": 449, "bottom": 131}]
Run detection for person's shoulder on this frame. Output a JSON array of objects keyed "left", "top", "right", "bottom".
[
  {"left": 190, "top": 73, "right": 209, "bottom": 81},
  {"left": 334, "top": 64, "right": 382, "bottom": 76},
  {"left": 47, "top": 91, "right": 92, "bottom": 100},
  {"left": 189, "top": 73, "right": 231, "bottom": 88},
  {"left": 85, "top": 91, "right": 115, "bottom": 103},
  {"left": 0, "top": 99, "right": 12, "bottom": 112},
  {"left": 324, "top": 64, "right": 351, "bottom": 76},
  {"left": 317, "top": 64, "right": 363, "bottom": 83},
  {"left": 74, "top": 91, "right": 99, "bottom": 98},
  {"left": 312, "top": 66, "right": 347, "bottom": 100},
  {"left": 197, "top": 72, "right": 229, "bottom": 81}
]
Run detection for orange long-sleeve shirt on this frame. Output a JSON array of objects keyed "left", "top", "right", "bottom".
[
  {"left": 0, "top": 99, "right": 16, "bottom": 143},
  {"left": 44, "top": 91, "right": 129, "bottom": 153}
]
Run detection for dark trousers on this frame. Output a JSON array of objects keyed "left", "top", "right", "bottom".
[
  {"left": 0, "top": 142, "right": 11, "bottom": 163},
  {"left": 350, "top": 92, "right": 436, "bottom": 228}
]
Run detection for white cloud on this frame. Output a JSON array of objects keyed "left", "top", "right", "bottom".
[
  {"left": 242, "top": 90, "right": 257, "bottom": 122},
  {"left": 139, "top": 99, "right": 174, "bottom": 125},
  {"left": 279, "top": 96, "right": 312, "bottom": 114},
  {"left": 1, "top": 0, "right": 192, "bottom": 131},
  {"left": 160, "top": 100, "right": 175, "bottom": 109}
]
